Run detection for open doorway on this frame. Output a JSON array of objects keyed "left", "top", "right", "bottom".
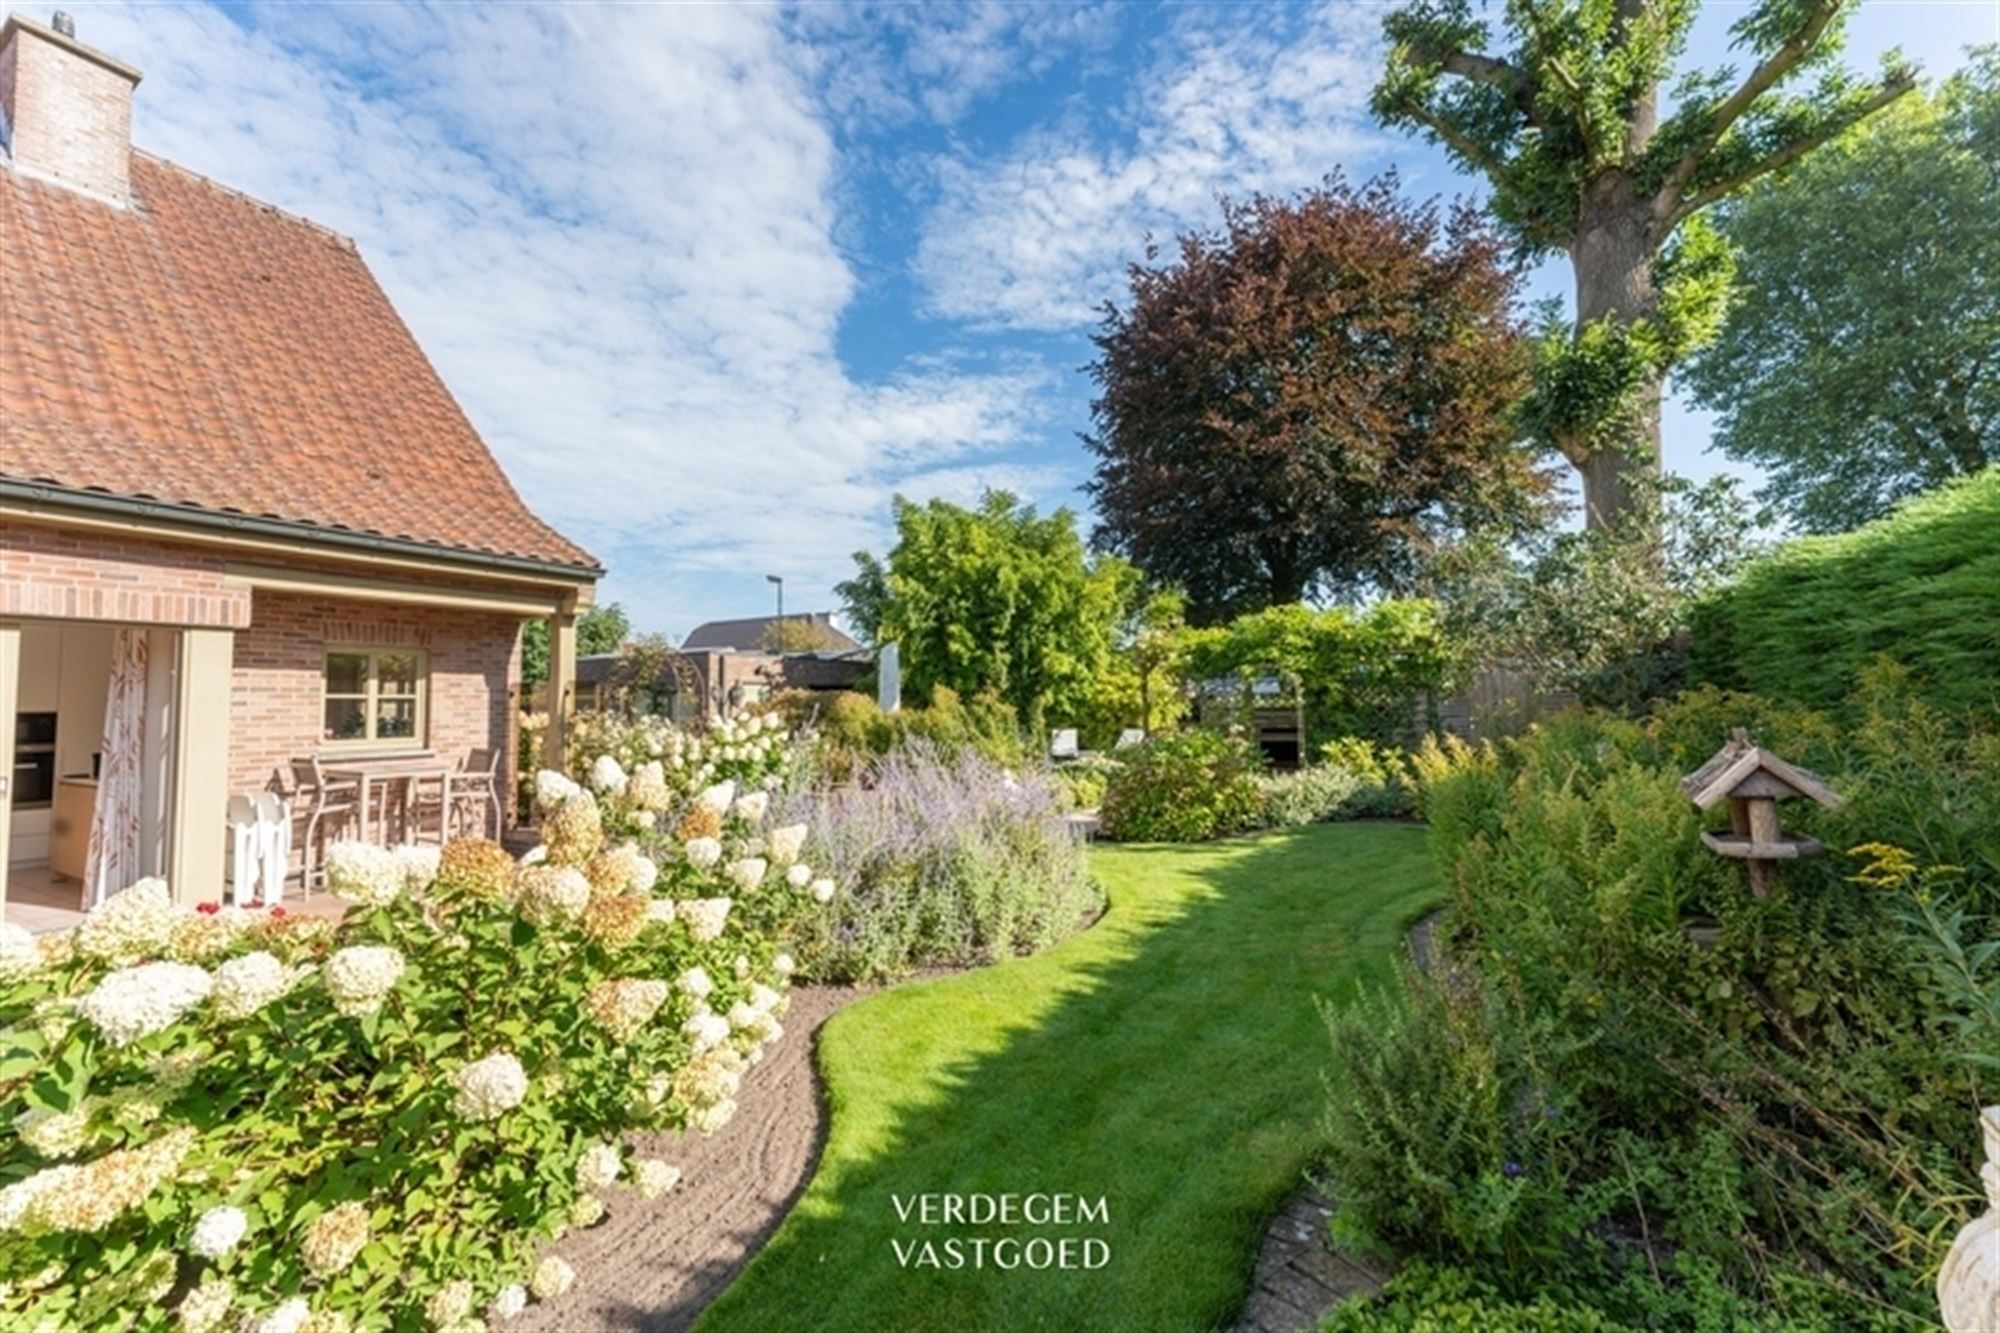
[{"left": 2, "top": 621, "right": 179, "bottom": 931}]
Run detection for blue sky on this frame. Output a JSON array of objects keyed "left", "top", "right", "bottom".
[{"left": 64, "top": 1, "right": 1998, "bottom": 639}]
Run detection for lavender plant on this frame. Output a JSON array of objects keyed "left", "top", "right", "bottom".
[{"left": 782, "top": 743, "right": 1100, "bottom": 982}]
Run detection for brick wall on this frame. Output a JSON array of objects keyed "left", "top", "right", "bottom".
[
  {"left": 0, "top": 522, "right": 252, "bottom": 627},
  {"left": 229, "top": 591, "right": 526, "bottom": 816},
  {"left": 0, "top": 18, "right": 139, "bottom": 206}
]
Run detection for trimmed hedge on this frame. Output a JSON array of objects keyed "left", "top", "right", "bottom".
[{"left": 1689, "top": 467, "right": 2000, "bottom": 718}]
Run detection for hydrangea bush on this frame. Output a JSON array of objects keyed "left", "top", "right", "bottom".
[{"left": 0, "top": 725, "right": 824, "bottom": 1331}]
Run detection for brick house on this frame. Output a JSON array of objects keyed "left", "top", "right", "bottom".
[{"left": 0, "top": 14, "right": 600, "bottom": 920}]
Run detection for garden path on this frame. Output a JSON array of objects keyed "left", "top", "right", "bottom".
[{"left": 512, "top": 985, "right": 861, "bottom": 1333}]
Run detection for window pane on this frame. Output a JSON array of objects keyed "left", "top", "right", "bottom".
[
  {"left": 324, "top": 698, "right": 366, "bottom": 741},
  {"left": 377, "top": 652, "right": 422, "bottom": 695},
  {"left": 325, "top": 652, "right": 368, "bottom": 695},
  {"left": 374, "top": 698, "right": 418, "bottom": 740}
]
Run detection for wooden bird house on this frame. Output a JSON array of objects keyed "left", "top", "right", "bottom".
[{"left": 1680, "top": 728, "right": 1844, "bottom": 897}]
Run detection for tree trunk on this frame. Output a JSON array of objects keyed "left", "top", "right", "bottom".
[{"left": 1571, "top": 181, "right": 1665, "bottom": 530}]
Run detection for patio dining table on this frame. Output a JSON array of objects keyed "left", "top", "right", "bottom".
[{"left": 314, "top": 751, "right": 453, "bottom": 846}]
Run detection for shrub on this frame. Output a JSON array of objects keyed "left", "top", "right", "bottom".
[
  {"left": 1052, "top": 753, "right": 1123, "bottom": 813},
  {"left": 1256, "top": 765, "right": 1365, "bottom": 828},
  {"left": 1318, "top": 737, "right": 1417, "bottom": 818},
  {"left": 1690, "top": 466, "right": 2000, "bottom": 721},
  {"left": 1321, "top": 679, "right": 1999, "bottom": 1322},
  {"left": 780, "top": 686, "right": 1026, "bottom": 785},
  {"left": 1180, "top": 600, "right": 1460, "bottom": 748},
  {"left": 1098, "top": 730, "right": 1264, "bottom": 842},
  {"left": 781, "top": 743, "right": 1100, "bottom": 982},
  {"left": 0, "top": 738, "right": 823, "bottom": 1330}
]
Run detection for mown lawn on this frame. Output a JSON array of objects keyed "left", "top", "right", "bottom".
[{"left": 697, "top": 823, "right": 1439, "bottom": 1333}]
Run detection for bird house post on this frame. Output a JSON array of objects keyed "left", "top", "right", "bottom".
[{"left": 1680, "top": 729, "right": 1844, "bottom": 897}]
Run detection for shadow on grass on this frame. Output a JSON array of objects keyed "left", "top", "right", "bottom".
[{"left": 611, "top": 823, "right": 1437, "bottom": 1333}]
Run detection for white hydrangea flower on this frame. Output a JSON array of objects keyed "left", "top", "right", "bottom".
[
  {"left": 534, "top": 770, "right": 582, "bottom": 811},
  {"left": 681, "top": 1011, "right": 731, "bottom": 1053},
  {"left": 785, "top": 863, "right": 812, "bottom": 889},
  {"left": 256, "top": 1297, "right": 311, "bottom": 1333},
  {"left": 811, "top": 878, "right": 837, "bottom": 905},
  {"left": 190, "top": 1204, "right": 249, "bottom": 1259},
  {"left": 490, "top": 1286, "right": 528, "bottom": 1322},
  {"left": 0, "top": 922, "right": 42, "bottom": 983},
  {"left": 425, "top": 1279, "right": 474, "bottom": 1328},
  {"left": 634, "top": 1159, "right": 681, "bottom": 1200},
  {"left": 733, "top": 954, "right": 751, "bottom": 979},
  {"left": 324, "top": 842, "right": 403, "bottom": 907},
  {"left": 589, "top": 754, "right": 628, "bottom": 796},
  {"left": 628, "top": 760, "right": 671, "bottom": 812},
  {"left": 747, "top": 983, "right": 782, "bottom": 1014},
  {"left": 323, "top": 946, "right": 405, "bottom": 1018},
  {"left": 392, "top": 843, "right": 441, "bottom": 893},
  {"left": 177, "top": 1277, "right": 235, "bottom": 1333},
  {"left": 517, "top": 866, "right": 591, "bottom": 926},
  {"left": 764, "top": 823, "right": 808, "bottom": 868},
  {"left": 677, "top": 967, "right": 714, "bottom": 999},
  {"left": 645, "top": 899, "right": 677, "bottom": 925},
  {"left": 731, "top": 791, "right": 770, "bottom": 825},
  {"left": 301, "top": 1200, "right": 370, "bottom": 1275},
  {"left": 79, "top": 961, "right": 212, "bottom": 1046},
  {"left": 689, "top": 1098, "right": 738, "bottom": 1135},
  {"left": 725, "top": 858, "right": 768, "bottom": 892},
  {"left": 575, "top": 1142, "right": 622, "bottom": 1192},
  {"left": 518, "top": 844, "right": 549, "bottom": 867},
  {"left": 683, "top": 837, "right": 723, "bottom": 869},
  {"left": 772, "top": 953, "right": 795, "bottom": 978},
  {"left": 569, "top": 1194, "right": 605, "bottom": 1228},
  {"left": 74, "top": 878, "right": 179, "bottom": 965},
  {"left": 16, "top": 1104, "right": 90, "bottom": 1159},
  {"left": 679, "top": 898, "right": 733, "bottom": 943},
  {"left": 452, "top": 1052, "right": 528, "bottom": 1121},
  {"left": 211, "top": 951, "right": 291, "bottom": 1020},
  {"left": 530, "top": 1255, "right": 575, "bottom": 1301},
  {"left": 695, "top": 779, "right": 736, "bottom": 814}
]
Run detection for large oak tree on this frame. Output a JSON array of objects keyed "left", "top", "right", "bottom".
[
  {"left": 1374, "top": 0, "right": 1915, "bottom": 529},
  {"left": 1085, "top": 176, "right": 1543, "bottom": 625}
]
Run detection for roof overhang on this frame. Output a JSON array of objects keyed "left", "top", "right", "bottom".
[{"left": 1, "top": 479, "right": 601, "bottom": 608}]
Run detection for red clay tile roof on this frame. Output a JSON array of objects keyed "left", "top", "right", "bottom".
[{"left": 1, "top": 153, "right": 599, "bottom": 574}]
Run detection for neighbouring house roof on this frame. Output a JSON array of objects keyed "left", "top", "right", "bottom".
[
  {"left": 681, "top": 612, "right": 860, "bottom": 653},
  {"left": 0, "top": 153, "right": 600, "bottom": 577}
]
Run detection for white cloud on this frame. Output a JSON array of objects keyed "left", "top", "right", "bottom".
[
  {"left": 70, "top": 2, "right": 1044, "bottom": 634},
  {"left": 913, "top": 4, "right": 1389, "bottom": 331}
]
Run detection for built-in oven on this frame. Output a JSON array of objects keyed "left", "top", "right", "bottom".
[{"left": 12, "top": 712, "right": 57, "bottom": 809}]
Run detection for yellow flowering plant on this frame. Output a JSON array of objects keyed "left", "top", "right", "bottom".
[{"left": 0, "top": 717, "right": 825, "bottom": 1331}]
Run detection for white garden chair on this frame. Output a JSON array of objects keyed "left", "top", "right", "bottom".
[
  {"left": 227, "top": 794, "right": 259, "bottom": 907},
  {"left": 1115, "top": 728, "right": 1146, "bottom": 750},
  {"left": 1049, "top": 729, "right": 1080, "bottom": 761},
  {"left": 255, "top": 791, "right": 290, "bottom": 906}
]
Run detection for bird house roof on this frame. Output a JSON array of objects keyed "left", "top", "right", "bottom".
[{"left": 1680, "top": 729, "right": 1845, "bottom": 811}]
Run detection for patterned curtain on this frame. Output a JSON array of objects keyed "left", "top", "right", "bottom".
[{"left": 84, "top": 629, "right": 149, "bottom": 905}]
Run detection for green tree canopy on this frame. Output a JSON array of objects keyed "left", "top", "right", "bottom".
[
  {"left": 520, "top": 602, "right": 629, "bottom": 686},
  {"left": 838, "top": 491, "right": 1138, "bottom": 733},
  {"left": 1374, "top": 0, "right": 1915, "bottom": 529},
  {"left": 1683, "top": 52, "right": 2000, "bottom": 533},
  {"left": 1086, "top": 175, "right": 1544, "bottom": 624}
]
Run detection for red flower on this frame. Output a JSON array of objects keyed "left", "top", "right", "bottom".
[
  {"left": 196, "top": 901, "right": 220, "bottom": 915},
  {"left": 269, "top": 907, "right": 288, "bottom": 919}
]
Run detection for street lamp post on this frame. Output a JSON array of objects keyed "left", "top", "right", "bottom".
[{"left": 765, "top": 574, "right": 783, "bottom": 630}]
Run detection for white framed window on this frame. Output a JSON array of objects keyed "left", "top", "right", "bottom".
[{"left": 323, "top": 647, "right": 428, "bottom": 747}]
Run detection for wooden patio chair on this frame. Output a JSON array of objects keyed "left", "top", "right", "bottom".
[
  {"left": 290, "top": 756, "right": 359, "bottom": 891},
  {"left": 444, "top": 747, "right": 503, "bottom": 841}
]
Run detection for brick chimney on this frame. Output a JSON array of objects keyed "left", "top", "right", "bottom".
[{"left": 0, "top": 11, "right": 142, "bottom": 206}]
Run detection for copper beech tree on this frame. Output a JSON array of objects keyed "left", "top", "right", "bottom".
[
  {"left": 1085, "top": 176, "right": 1545, "bottom": 624},
  {"left": 1374, "top": 0, "right": 1916, "bottom": 529}
]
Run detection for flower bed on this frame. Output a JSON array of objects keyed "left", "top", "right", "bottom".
[{"left": 0, "top": 716, "right": 831, "bottom": 1331}]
